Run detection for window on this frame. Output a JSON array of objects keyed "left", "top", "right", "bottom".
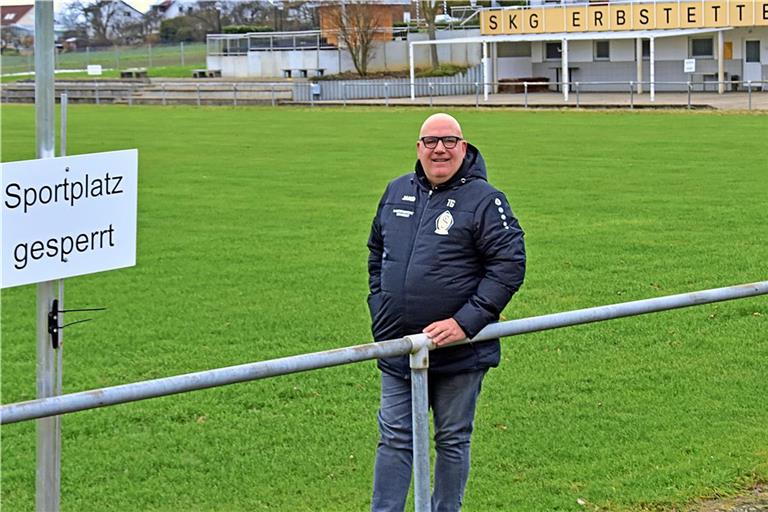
[
  {"left": 545, "top": 42, "right": 562, "bottom": 60},
  {"left": 594, "top": 40, "right": 610, "bottom": 60},
  {"left": 690, "top": 38, "right": 713, "bottom": 58},
  {"left": 746, "top": 40, "right": 760, "bottom": 63},
  {"left": 498, "top": 42, "right": 531, "bottom": 58},
  {"left": 642, "top": 39, "right": 650, "bottom": 60}
]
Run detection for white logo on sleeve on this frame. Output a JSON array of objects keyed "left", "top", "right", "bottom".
[
  {"left": 446, "top": 199, "right": 456, "bottom": 208},
  {"left": 434, "top": 211, "right": 454, "bottom": 235},
  {"left": 401, "top": 195, "right": 416, "bottom": 202}
]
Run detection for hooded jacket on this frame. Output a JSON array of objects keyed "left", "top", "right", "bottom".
[{"left": 367, "top": 143, "right": 526, "bottom": 378}]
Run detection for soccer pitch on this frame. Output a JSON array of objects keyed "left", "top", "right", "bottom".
[{"left": 1, "top": 105, "right": 766, "bottom": 511}]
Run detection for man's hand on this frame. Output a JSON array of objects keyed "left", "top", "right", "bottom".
[{"left": 423, "top": 318, "right": 467, "bottom": 347}]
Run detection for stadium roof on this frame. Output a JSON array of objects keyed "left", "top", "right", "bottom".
[{"left": 409, "top": 27, "right": 733, "bottom": 46}]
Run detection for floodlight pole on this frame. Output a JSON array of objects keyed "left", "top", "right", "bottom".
[{"left": 34, "top": 2, "right": 61, "bottom": 511}]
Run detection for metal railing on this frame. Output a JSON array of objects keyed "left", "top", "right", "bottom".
[
  {"left": 316, "top": 79, "right": 766, "bottom": 110},
  {"left": 3, "top": 78, "right": 765, "bottom": 110},
  {"left": 2, "top": 281, "right": 767, "bottom": 511}
]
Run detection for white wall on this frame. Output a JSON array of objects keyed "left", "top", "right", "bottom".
[{"left": 497, "top": 57, "right": 533, "bottom": 77}]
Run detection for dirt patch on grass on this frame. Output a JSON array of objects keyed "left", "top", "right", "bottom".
[{"left": 686, "top": 484, "right": 768, "bottom": 512}]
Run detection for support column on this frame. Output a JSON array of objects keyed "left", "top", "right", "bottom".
[
  {"left": 482, "top": 41, "right": 489, "bottom": 101},
  {"left": 650, "top": 37, "right": 656, "bottom": 102},
  {"left": 717, "top": 31, "right": 725, "bottom": 94},
  {"left": 561, "top": 38, "right": 569, "bottom": 102},
  {"left": 410, "top": 43, "right": 415, "bottom": 100},
  {"left": 636, "top": 38, "right": 643, "bottom": 94}
]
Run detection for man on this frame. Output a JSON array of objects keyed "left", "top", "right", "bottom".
[{"left": 367, "top": 113, "right": 526, "bottom": 512}]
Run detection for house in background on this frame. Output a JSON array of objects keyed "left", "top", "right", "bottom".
[
  {"left": 316, "top": 1, "right": 409, "bottom": 46},
  {"left": 1, "top": 4, "right": 34, "bottom": 51}
]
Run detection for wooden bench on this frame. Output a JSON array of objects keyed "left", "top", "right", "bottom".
[
  {"left": 192, "top": 69, "right": 222, "bottom": 78},
  {"left": 120, "top": 67, "right": 148, "bottom": 79}
]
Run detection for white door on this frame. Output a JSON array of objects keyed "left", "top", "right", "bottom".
[{"left": 744, "top": 40, "right": 761, "bottom": 87}]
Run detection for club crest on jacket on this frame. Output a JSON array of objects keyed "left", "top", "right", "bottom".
[{"left": 435, "top": 211, "right": 454, "bottom": 235}]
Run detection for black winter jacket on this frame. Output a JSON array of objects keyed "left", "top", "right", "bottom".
[{"left": 367, "top": 143, "right": 526, "bottom": 378}]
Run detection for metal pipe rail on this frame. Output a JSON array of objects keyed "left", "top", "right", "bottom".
[{"left": 2, "top": 281, "right": 766, "bottom": 425}]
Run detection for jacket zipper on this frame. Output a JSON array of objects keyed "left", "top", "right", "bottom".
[{"left": 402, "top": 188, "right": 433, "bottom": 296}]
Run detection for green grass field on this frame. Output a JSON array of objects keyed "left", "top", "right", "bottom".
[
  {"left": 1, "top": 105, "right": 766, "bottom": 511},
  {"left": 1, "top": 43, "right": 207, "bottom": 76}
]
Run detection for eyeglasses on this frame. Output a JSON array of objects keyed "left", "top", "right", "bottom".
[{"left": 419, "top": 136, "right": 463, "bottom": 149}]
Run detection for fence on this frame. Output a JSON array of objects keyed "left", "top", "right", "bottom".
[
  {"left": 2, "top": 281, "right": 767, "bottom": 512},
  {"left": 2, "top": 78, "right": 765, "bottom": 110},
  {"left": 1, "top": 43, "right": 207, "bottom": 76},
  {"left": 293, "top": 64, "right": 483, "bottom": 102}
]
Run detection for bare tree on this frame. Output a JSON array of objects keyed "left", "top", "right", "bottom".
[
  {"left": 186, "top": 1, "right": 227, "bottom": 34},
  {"left": 327, "top": 2, "right": 380, "bottom": 77},
  {"left": 419, "top": 1, "right": 440, "bottom": 69}
]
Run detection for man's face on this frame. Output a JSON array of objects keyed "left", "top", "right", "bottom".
[{"left": 417, "top": 118, "right": 467, "bottom": 187}]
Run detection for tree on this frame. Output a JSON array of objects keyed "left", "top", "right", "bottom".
[
  {"left": 327, "top": 2, "right": 380, "bottom": 77},
  {"left": 419, "top": 1, "right": 440, "bottom": 69}
]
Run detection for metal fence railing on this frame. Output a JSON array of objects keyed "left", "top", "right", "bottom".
[
  {"left": 2, "top": 78, "right": 765, "bottom": 110},
  {"left": 2, "top": 281, "right": 767, "bottom": 512},
  {"left": 293, "top": 64, "right": 483, "bottom": 102}
]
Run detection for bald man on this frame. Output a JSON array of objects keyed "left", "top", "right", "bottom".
[{"left": 367, "top": 113, "right": 526, "bottom": 511}]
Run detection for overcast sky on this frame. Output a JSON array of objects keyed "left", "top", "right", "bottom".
[{"left": 0, "top": 0, "right": 157, "bottom": 14}]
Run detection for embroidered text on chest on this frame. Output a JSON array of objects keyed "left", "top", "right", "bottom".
[{"left": 393, "top": 209, "right": 414, "bottom": 218}]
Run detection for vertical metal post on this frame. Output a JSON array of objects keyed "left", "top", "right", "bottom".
[
  {"left": 343, "top": 83, "right": 347, "bottom": 107},
  {"left": 687, "top": 81, "right": 692, "bottom": 109},
  {"left": 629, "top": 80, "right": 634, "bottom": 109},
  {"left": 747, "top": 81, "right": 752, "bottom": 111},
  {"left": 86, "top": 46, "right": 90, "bottom": 66},
  {"left": 385, "top": 82, "right": 389, "bottom": 107},
  {"left": 180, "top": 42, "right": 185, "bottom": 66},
  {"left": 128, "top": 86, "right": 133, "bottom": 106},
  {"left": 650, "top": 37, "right": 656, "bottom": 102},
  {"left": 233, "top": 83, "right": 237, "bottom": 107},
  {"left": 197, "top": 83, "right": 201, "bottom": 106},
  {"left": 409, "top": 43, "right": 415, "bottom": 100},
  {"left": 561, "top": 38, "right": 569, "bottom": 102},
  {"left": 94, "top": 82, "right": 100, "bottom": 105},
  {"left": 34, "top": 3, "right": 60, "bottom": 511},
  {"left": 309, "top": 84, "right": 313, "bottom": 107},
  {"left": 408, "top": 334, "right": 432, "bottom": 512},
  {"left": 524, "top": 82, "right": 528, "bottom": 108},
  {"left": 115, "top": 45, "right": 120, "bottom": 70},
  {"left": 575, "top": 82, "right": 580, "bottom": 108},
  {"left": 482, "top": 41, "right": 489, "bottom": 101},
  {"left": 162, "top": 83, "right": 166, "bottom": 106},
  {"left": 271, "top": 86, "right": 275, "bottom": 107},
  {"left": 148, "top": 43, "right": 152, "bottom": 68},
  {"left": 474, "top": 82, "right": 479, "bottom": 109},
  {"left": 429, "top": 82, "right": 433, "bottom": 107},
  {"left": 60, "top": 93, "right": 67, "bottom": 156}
]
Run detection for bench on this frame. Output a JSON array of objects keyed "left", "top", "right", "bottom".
[
  {"left": 282, "top": 68, "right": 325, "bottom": 78},
  {"left": 120, "top": 67, "right": 148, "bottom": 79},
  {"left": 192, "top": 69, "right": 222, "bottom": 78},
  {"left": 498, "top": 78, "right": 550, "bottom": 94}
]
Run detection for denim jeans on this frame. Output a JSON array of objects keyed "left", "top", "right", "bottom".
[{"left": 371, "top": 369, "right": 487, "bottom": 512}]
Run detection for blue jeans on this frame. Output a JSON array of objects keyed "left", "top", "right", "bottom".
[{"left": 371, "top": 370, "right": 487, "bottom": 512}]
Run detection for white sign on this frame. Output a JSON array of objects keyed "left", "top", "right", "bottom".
[
  {"left": 87, "top": 64, "right": 103, "bottom": 76},
  {"left": 684, "top": 59, "right": 696, "bottom": 73},
  {"left": 1, "top": 150, "right": 138, "bottom": 289}
]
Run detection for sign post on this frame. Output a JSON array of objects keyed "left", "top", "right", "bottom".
[{"left": 33, "top": 2, "right": 58, "bottom": 510}]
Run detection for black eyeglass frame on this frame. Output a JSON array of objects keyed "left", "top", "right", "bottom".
[{"left": 419, "top": 136, "right": 464, "bottom": 149}]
